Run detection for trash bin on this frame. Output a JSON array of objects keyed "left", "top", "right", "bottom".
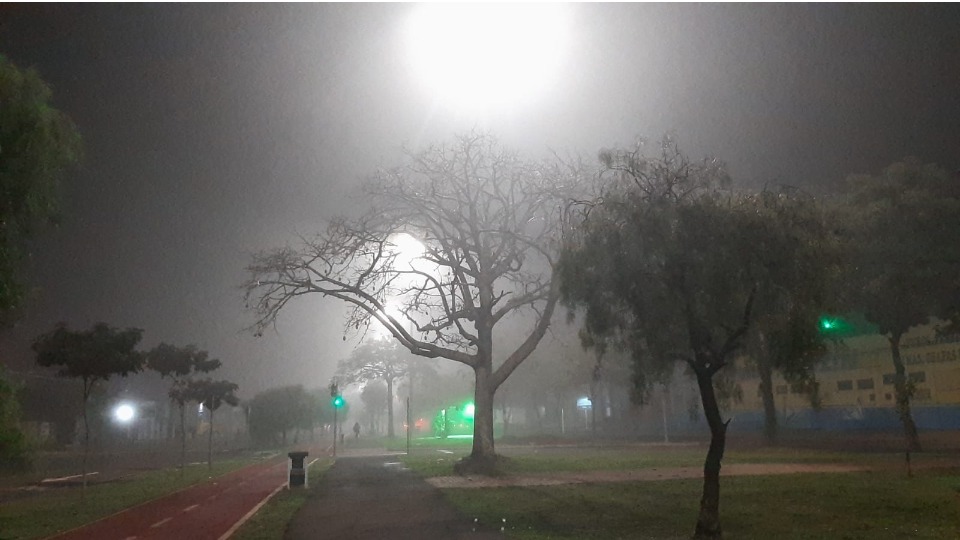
[{"left": 288, "top": 451, "right": 309, "bottom": 488}]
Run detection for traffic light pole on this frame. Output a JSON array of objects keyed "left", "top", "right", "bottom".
[{"left": 333, "top": 405, "right": 337, "bottom": 458}]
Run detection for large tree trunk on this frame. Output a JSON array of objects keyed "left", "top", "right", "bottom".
[
  {"left": 889, "top": 333, "right": 922, "bottom": 452},
  {"left": 757, "top": 358, "right": 778, "bottom": 445},
  {"left": 455, "top": 363, "right": 497, "bottom": 475},
  {"left": 693, "top": 362, "right": 727, "bottom": 540},
  {"left": 386, "top": 377, "right": 395, "bottom": 438}
]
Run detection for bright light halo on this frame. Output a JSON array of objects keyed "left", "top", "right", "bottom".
[
  {"left": 114, "top": 403, "right": 136, "bottom": 423},
  {"left": 404, "top": 3, "right": 571, "bottom": 111}
]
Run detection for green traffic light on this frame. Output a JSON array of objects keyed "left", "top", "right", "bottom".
[{"left": 332, "top": 395, "right": 345, "bottom": 408}]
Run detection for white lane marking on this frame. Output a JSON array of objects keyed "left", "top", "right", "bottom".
[
  {"left": 217, "top": 482, "right": 286, "bottom": 540},
  {"left": 40, "top": 471, "right": 99, "bottom": 483},
  {"left": 150, "top": 517, "right": 173, "bottom": 528},
  {"left": 123, "top": 536, "right": 138, "bottom": 540},
  {"left": 183, "top": 504, "right": 200, "bottom": 512},
  {"left": 437, "top": 450, "right": 454, "bottom": 454}
]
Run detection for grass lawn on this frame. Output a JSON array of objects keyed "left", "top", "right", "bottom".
[
  {"left": 231, "top": 458, "right": 334, "bottom": 540},
  {"left": 399, "top": 444, "right": 915, "bottom": 478},
  {"left": 443, "top": 469, "right": 960, "bottom": 539},
  {"left": 0, "top": 457, "right": 264, "bottom": 539}
]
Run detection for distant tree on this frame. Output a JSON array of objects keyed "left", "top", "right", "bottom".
[
  {"left": 184, "top": 378, "right": 239, "bottom": 470},
  {"left": 838, "top": 160, "right": 960, "bottom": 452},
  {"left": 739, "top": 189, "right": 837, "bottom": 445},
  {"left": 247, "top": 385, "right": 312, "bottom": 447},
  {"left": 0, "top": 366, "right": 29, "bottom": 471},
  {"left": 146, "top": 343, "right": 222, "bottom": 474},
  {"left": 32, "top": 322, "right": 143, "bottom": 496},
  {"left": 0, "top": 55, "right": 82, "bottom": 322},
  {"left": 559, "top": 138, "right": 820, "bottom": 539},
  {"left": 336, "top": 340, "right": 410, "bottom": 437},
  {"left": 245, "top": 133, "right": 580, "bottom": 474},
  {"left": 360, "top": 380, "right": 388, "bottom": 435}
]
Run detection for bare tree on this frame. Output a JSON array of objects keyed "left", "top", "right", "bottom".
[
  {"left": 336, "top": 340, "right": 408, "bottom": 438},
  {"left": 245, "top": 133, "right": 579, "bottom": 473}
]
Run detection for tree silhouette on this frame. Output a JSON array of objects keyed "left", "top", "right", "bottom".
[
  {"left": 245, "top": 133, "right": 580, "bottom": 473},
  {"left": 33, "top": 322, "right": 143, "bottom": 497},
  {"left": 183, "top": 378, "right": 239, "bottom": 470},
  {"left": 146, "top": 343, "right": 222, "bottom": 474}
]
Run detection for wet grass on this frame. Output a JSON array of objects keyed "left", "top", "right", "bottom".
[
  {"left": 0, "top": 457, "right": 264, "bottom": 539},
  {"left": 399, "top": 444, "right": 917, "bottom": 478},
  {"left": 444, "top": 468, "right": 960, "bottom": 539},
  {"left": 231, "top": 458, "right": 333, "bottom": 540}
]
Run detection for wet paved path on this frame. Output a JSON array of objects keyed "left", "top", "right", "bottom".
[{"left": 286, "top": 453, "right": 502, "bottom": 540}]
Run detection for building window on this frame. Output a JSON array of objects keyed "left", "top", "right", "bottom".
[
  {"left": 909, "top": 371, "right": 926, "bottom": 383},
  {"left": 885, "top": 393, "right": 892, "bottom": 400},
  {"left": 856, "top": 378, "right": 874, "bottom": 390},
  {"left": 882, "top": 373, "right": 896, "bottom": 385},
  {"left": 837, "top": 380, "right": 853, "bottom": 391}
]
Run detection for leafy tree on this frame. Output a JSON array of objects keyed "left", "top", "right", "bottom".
[
  {"left": 247, "top": 385, "right": 313, "bottom": 447},
  {"left": 359, "top": 380, "right": 388, "bottom": 435},
  {"left": 838, "top": 159, "right": 960, "bottom": 452},
  {"left": 559, "top": 138, "right": 818, "bottom": 539},
  {"left": 245, "top": 133, "right": 579, "bottom": 473},
  {"left": 738, "top": 189, "right": 836, "bottom": 444},
  {"left": 336, "top": 340, "right": 409, "bottom": 437},
  {"left": 32, "top": 322, "right": 143, "bottom": 495},
  {"left": 0, "top": 366, "right": 29, "bottom": 471},
  {"left": 145, "top": 343, "right": 221, "bottom": 473},
  {"left": 0, "top": 55, "right": 82, "bottom": 321},
  {"left": 184, "top": 378, "right": 239, "bottom": 469}
]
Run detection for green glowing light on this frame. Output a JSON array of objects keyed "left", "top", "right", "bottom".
[
  {"left": 463, "top": 402, "right": 475, "bottom": 419},
  {"left": 332, "top": 395, "right": 345, "bottom": 408}
]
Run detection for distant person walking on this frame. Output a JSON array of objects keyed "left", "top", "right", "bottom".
[{"left": 353, "top": 422, "right": 361, "bottom": 439}]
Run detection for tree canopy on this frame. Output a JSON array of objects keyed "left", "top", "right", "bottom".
[
  {"left": 146, "top": 343, "right": 222, "bottom": 379},
  {"left": 247, "top": 384, "right": 316, "bottom": 446},
  {"left": 837, "top": 159, "right": 960, "bottom": 451},
  {"left": 33, "top": 322, "right": 144, "bottom": 392},
  {"left": 0, "top": 55, "right": 82, "bottom": 319}
]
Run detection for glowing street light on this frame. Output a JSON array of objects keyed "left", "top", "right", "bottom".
[
  {"left": 403, "top": 3, "right": 572, "bottom": 112},
  {"left": 113, "top": 402, "right": 136, "bottom": 424}
]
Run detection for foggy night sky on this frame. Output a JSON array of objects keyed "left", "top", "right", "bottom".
[{"left": 1, "top": 4, "right": 958, "bottom": 397}]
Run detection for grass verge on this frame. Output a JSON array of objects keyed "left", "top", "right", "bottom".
[
  {"left": 231, "top": 458, "right": 333, "bottom": 540},
  {"left": 443, "top": 468, "right": 960, "bottom": 539},
  {"left": 399, "top": 445, "right": 917, "bottom": 478},
  {"left": 0, "top": 457, "right": 264, "bottom": 539}
]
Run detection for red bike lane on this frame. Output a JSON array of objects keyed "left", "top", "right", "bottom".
[{"left": 46, "top": 454, "right": 298, "bottom": 540}]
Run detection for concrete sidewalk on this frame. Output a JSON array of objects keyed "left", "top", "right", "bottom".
[{"left": 285, "top": 451, "right": 503, "bottom": 540}]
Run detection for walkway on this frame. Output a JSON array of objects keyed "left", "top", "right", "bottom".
[{"left": 285, "top": 452, "right": 502, "bottom": 540}]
